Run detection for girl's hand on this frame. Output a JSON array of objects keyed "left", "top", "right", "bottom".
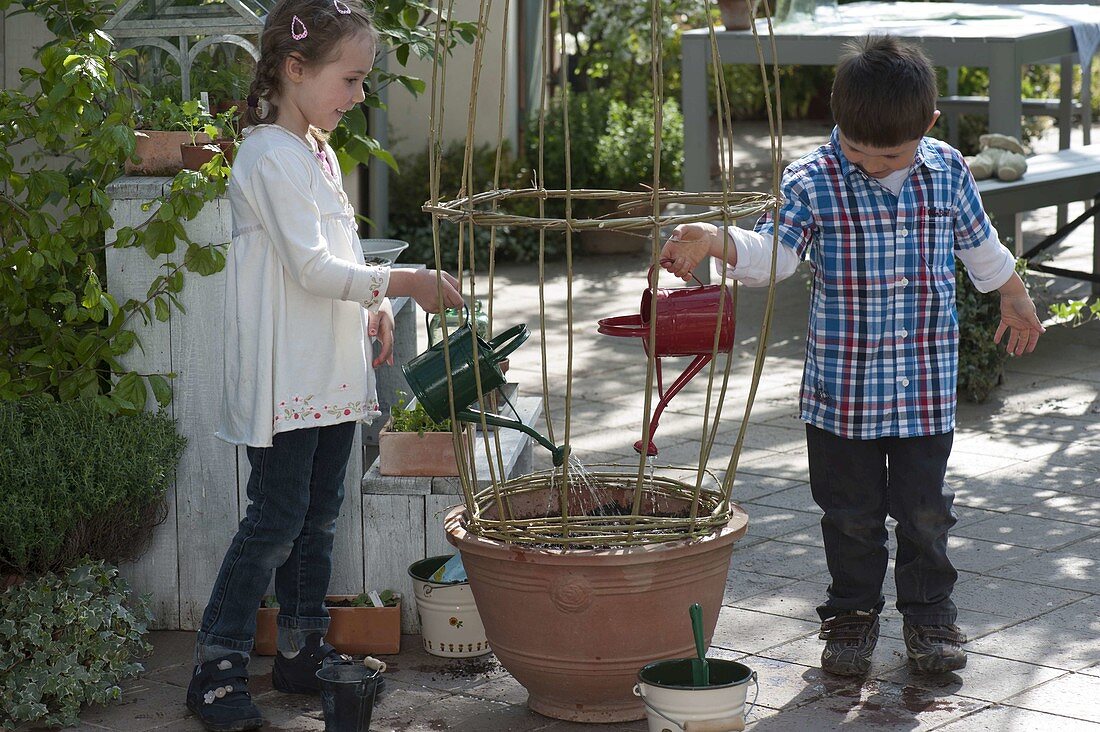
[
  {"left": 661, "top": 223, "right": 719, "bottom": 280},
  {"left": 393, "top": 269, "right": 464, "bottom": 313},
  {"left": 369, "top": 299, "right": 395, "bottom": 368},
  {"left": 995, "top": 292, "right": 1045, "bottom": 356}
]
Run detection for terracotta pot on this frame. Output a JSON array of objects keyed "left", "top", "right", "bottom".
[
  {"left": 444, "top": 493, "right": 749, "bottom": 723},
  {"left": 181, "top": 140, "right": 235, "bottom": 170},
  {"left": 254, "top": 595, "right": 401, "bottom": 656},
  {"left": 125, "top": 130, "right": 196, "bottom": 176},
  {"left": 378, "top": 419, "right": 468, "bottom": 476},
  {"left": 717, "top": 0, "right": 763, "bottom": 29}
]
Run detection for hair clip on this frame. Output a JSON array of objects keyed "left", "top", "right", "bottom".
[
  {"left": 290, "top": 15, "right": 308, "bottom": 40},
  {"left": 333, "top": 0, "right": 351, "bottom": 14}
]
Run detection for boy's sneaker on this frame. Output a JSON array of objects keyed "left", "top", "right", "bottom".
[
  {"left": 819, "top": 610, "right": 880, "bottom": 676},
  {"left": 903, "top": 622, "right": 968, "bottom": 673},
  {"left": 185, "top": 653, "right": 264, "bottom": 731}
]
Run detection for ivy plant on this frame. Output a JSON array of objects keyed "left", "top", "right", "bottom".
[
  {"left": 0, "top": 561, "right": 152, "bottom": 730},
  {"left": 0, "top": 0, "right": 229, "bottom": 412}
]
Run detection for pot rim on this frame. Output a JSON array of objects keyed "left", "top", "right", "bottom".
[
  {"left": 444, "top": 503, "right": 748, "bottom": 565},
  {"left": 637, "top": 658, "right": 754, "bottom": 690}
]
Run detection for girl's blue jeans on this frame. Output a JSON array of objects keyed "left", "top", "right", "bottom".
[
  {"left": 195, "top": 421, "right": 356, "bottom": 664},
  {"left": 806, "top": 424, "right": 959, "bottom": 626}
]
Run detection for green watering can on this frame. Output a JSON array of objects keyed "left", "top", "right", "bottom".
[{"left": 402, "top": 309, "right": 568, "bottom": 466}]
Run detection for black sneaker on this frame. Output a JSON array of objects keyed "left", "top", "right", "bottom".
[
  {"left": 819, "top": 610, "right": 880, "bottom": 676},
  {"left": 185, "top": 654, "right": 264, "bottom": 731},
  {"left": 903, "top": 622, "right": 968, "bottom": 673}
]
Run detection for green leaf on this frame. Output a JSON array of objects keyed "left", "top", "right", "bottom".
[
  {"left": 148, "top": 373, "right": 172, "bottom": 407},
  {"left": 111, "top": 371, "right": 147, "bottom": 413}
]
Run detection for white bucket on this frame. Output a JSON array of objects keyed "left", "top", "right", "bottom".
[
  {"left": 408, "top": 555, "right": 490, "bottom": 658},
  {"left": 634, "top": 658, "right": 758, "bottom": 732}
]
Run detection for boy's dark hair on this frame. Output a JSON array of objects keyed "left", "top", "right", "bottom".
[
  {"left": 242, "top": 0, "right": 377, "bottom": 129},
  {"left": 830, "top": 35, "right": 937, "bottom": 147}
]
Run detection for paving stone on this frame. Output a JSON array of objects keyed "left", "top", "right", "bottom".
[
  {"left": 710, "top": 605, "right": 820, "bottom": 655},
  {"left": 946, "top": 535, "right": 1044, "bottom": 574},
  {"left": 953, "top": 511, "right": 1099, "bottom": 550},
  {"left": 735, "top": 654, "right": 864, "bottom": 712},
  {"left": 79, "top": 678, "right": 191, "bottom": 731},
  {"left": 880, "top": 652, "right": 1063, "bottom": 704},
  {"left": 944, "top": 450, "right": 1024, "bottom": 480},
  {"left": 950, "top": 575, "right": 1088, "bottom": 619},
  {"left": 949, "top": 479, "right": 1062, "bottom": 512},
  {"left": 934, "top": 703, "right": 1100, "bottom": 730},
  {"left": 1001, "top": 671, "right": 1100, "bottom": 723},
  {"left": 742, "top": 677, "right": 986, "bottom": 730},
  {"left": 723, "top": 569, "right": 798, "bottom": 604},
  {"left": 725, "top": 538, "right": 831, "bottom": 580},
  {"left": 728, "top": 578, "right": 829, "bottom": 624},
  {"left": 951, "top": 433, "right": 1063, "bottom": 462},
  {"left": 746, "top": 485, "right": 820, "bottom": 514},
  {"left": 967, "top": 595, "right": 1100, "bottom": 671},
  {"left": 984, "top": 545, "right": 1100, "bottom": 594},
  {"left": 1021, "top": 493, "right": 1100, "bottom": 526},
  {"left": 740, "top": 503, "right": 822, "bottom": 541},
  {"left": 977, "top": 463, "right": 1100, "bottom": 498},
  {"left": 379, "top": 643, "right": 508, "bottom": 693}
]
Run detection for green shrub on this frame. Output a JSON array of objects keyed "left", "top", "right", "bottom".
[
  {"left": 597, "top": 94, "right": 684, "bottom": 192},
  {"left": 386, "top": 140, "right": 550, "bottom": 268},
  {"left": 956, "top": 260, "right": 1022, "bottom": 403},
  {"left": 0, "top": 561, "right": 152, "bottom": 730},
  {"left": 0, "top": 398, "right": 186, "bottom": 576}
]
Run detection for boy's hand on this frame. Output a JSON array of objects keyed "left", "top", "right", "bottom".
[
  {"left": 369, "top": 299, "right": 395, "bottom": 368},
  {"left": 994, "top": 274, "right": 1045, "bottom": 355},
  {"left": 661, "top": 223, "right": 720, "bottom": 281}
]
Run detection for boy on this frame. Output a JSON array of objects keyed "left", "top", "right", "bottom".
[{"left": 662, "top": 35, "right": 1045, "bottom": 676}]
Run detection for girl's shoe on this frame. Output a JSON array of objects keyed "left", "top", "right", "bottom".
[
  {"left": 185, "top": 654, "right": 264, "bottom": 731},
  {"left": 272, "top": 633, "right": 350, "bottom": 694},
  {"left": 903, "top": 622, "right": 968, "bottom": 673},
  {"left": 819, "top": 610, "right": 879, "bottom": 676}
]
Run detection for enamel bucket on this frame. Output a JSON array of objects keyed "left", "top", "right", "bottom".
[
  {"left": 634, "top": 658, "right": 758, "bottom": 732},
  {"left": 408, "top": 555, "right": 490, "bottom": 658}
]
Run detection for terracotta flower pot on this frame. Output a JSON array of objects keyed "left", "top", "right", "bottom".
[
  {"left": 378, "top": 419, "right": 468, "bottom": 476},
  {"left": 444, "top": 493, "right": 750, "bottom": 723},
  {"left": 717, "top": 0, "right": 763, "bottom": 29},
  {"left": 254, "top": 595, "right": 401, "bottom": 656},
  {"left": 181, "top": 140, "right": 235, "bottom": 170},
  {"left": 125, "top": 130, "right": 196, "bottom": 176}
]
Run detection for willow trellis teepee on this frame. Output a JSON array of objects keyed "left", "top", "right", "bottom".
[{"left": 422, "top": 0, "right": 784, "bottom": 548}]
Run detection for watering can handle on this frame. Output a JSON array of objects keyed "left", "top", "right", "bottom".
[
  {"left": 487, "top": 324, "right": 529, "bottom": 362},
  {"left": 596, "top": 314, "right": 649, "bottom": 338},
  {"left": 650, "top": 257, "right": 705, "bottom": 287},
  {"left": 424, "top": 304, "right": 471, "bottom": 345}
]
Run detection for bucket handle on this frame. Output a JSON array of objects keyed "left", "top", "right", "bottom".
[
  {"left": 632, "top": 671, "right": 758, "bottom": 732},
  {"left": 486, "top": 324, "right": 529, "bottom": 363}
]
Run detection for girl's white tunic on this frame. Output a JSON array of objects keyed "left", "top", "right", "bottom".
[{"left": 217, "top": 124, "right": 389, "bottom": 448}]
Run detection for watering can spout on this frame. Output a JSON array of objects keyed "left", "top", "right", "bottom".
[{"left": 461, "top": 408, "right": 568, "bottom": 466}]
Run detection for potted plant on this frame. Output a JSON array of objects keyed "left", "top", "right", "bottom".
[
  {"left": 126, "top": 97, "right": 204, "bottom": 176},
  {"left": 254, "top": 591, "right": 401, "bottom": 656},
  {"left": 178, "top": 99, "right": 225, "bottom": 171},
  {"left": 378, "top": 391, "right": 469, "bottom": 476}
]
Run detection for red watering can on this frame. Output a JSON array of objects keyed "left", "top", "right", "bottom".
[{"left": 597, "top": 261, "right": 735, "bottom": 456}]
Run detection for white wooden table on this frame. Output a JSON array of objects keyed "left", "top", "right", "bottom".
[{"left": 682, "top": 2, "right": 1095, "bottom": 193}]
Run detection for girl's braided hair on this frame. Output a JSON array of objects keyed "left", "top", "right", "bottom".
[{"left": 243, "top": 0, "right": 377, "bottom": 131}]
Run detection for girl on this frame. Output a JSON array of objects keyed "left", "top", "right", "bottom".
[{"left": 185, "top": 0, "right": 463, "bottom": 728}]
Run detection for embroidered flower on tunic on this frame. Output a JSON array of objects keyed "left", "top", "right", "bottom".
[{"left": 273, "top": 396, "right": 379, "bottom": 427}]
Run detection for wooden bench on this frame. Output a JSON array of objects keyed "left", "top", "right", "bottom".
[{"left": 976, "top": 144, "right": 1100, "bottom": 295}]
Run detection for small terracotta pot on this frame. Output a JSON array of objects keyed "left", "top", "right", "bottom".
[
  {"left": 378, "top": 419, "right": 467, "bottom": 476},
  {"left": 126, "top": 130, "right": 196, "bottom": 176},
  {"left": 254, "top": 596, "right": 401, "bottom": 656},
  {"left": 717, "top": 0, "right": 763, "bottom": 29},
  {"left": 181, "top": 140, "right": 235, "bottom": 170},
  {"left": 445, "top": 493, "right": 749, "bottom": 723}
]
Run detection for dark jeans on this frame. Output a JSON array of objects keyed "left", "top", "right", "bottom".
[
  {"left": 806, "top": 424, "right": 959, "bottom": 626},
  {"left": 195, "top": 421, "right": 356, "bottom": 664}
]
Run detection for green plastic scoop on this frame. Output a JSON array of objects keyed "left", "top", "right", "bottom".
[{"left": 689, "top": 602, "right": 710, "bottom": 687}]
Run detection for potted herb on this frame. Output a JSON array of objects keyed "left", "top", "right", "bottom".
[
  {"left": 178, "top": 100, "right": 225, "bottom": 171},
  {"left": 126, "top": 97, "right": 199, "bottom": 176},
  {"left": 378, "top": 391, "right": 468, "bottom": 476},
  {"left": 254, "top": 591, "right": 401, "bottom": 656}
]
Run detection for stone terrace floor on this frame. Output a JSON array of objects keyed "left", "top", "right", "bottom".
[{"left": 72, "top": 120, "right": 1100, "bottom": 730}]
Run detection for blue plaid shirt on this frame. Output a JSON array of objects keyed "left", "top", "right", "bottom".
[{"left": 756, "top": 128, "right": 994, "bottom": 440}]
